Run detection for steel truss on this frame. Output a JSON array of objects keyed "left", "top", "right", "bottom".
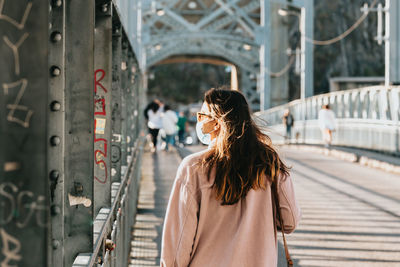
[{"left": 141, "top": 0, "right": 262, "bottom": 108}]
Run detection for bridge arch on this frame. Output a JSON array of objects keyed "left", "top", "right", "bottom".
[
  {"left": 138, "top": 0, "right": 314, "bottom": 110},
  {"left": 147, "top": 48, "right": 260, "bottom": 107}
]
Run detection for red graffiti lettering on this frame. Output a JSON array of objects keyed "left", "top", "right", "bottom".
[
  {"left": 94, "top": 119, "right": 108, "bottom": 184},
  {"left": 94, "top": 69, "right": 107, "bottom": 94},
  {"left": 94, "top": 69, "right": 108, "bottom": 184}
]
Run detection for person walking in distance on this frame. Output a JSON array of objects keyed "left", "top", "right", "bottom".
[
  {"left": 318, "top": 104, "right": 336, "bottom": 148},
  {"left": 282, "top": 109, "right": 294, "bottom": 144},
  {"left": 176, "top": 111, "right": 187, "bottom": 146},
  {"left": 162, "top": 105, "right": 178, "bottom": 151},
  {"left": 144, "top": 99, "right": 163, "bottom": 152},
  {"left": 161, "top": 88, "right": 301, "bottom": 267}
]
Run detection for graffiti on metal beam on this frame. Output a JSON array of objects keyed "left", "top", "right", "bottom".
[
  {"left": 1, "top": 1, "right": 33, "bottom": 128},
  {"left": 0, "top": 0, "right": 32, "bottom": 30},
  {"left": 2, "top": 79, "right": 34, "bottom": 128},
  {"left": 0, "top": 182, "right": 47, "bottom": 228},
  {"left": 3, "top": 33, "right": 29, "bottom": 75},
  {"left": 94, "top": 69, "right": 109, "bottom": 184},
  {"left": 0, "top": 228, "right": 21, "bottom": 267}
]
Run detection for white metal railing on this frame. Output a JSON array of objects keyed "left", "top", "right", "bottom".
[{"left": 255, "top": 86, "right": 400, "bottom": 154}]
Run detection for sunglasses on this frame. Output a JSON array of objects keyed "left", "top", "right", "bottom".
[{"left": 196, "top": 112, "right": 213, "bottom": 121}]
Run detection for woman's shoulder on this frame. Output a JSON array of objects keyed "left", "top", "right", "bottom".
[{"left": 176, "top": 149, "right": 212, "bottom": 191}]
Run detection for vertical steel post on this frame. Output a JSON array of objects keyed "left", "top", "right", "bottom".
[
  {"left": 48, "top": 0, "right": 65, "bottom": 265},
  {"left": 134, "top": 74, "right": 140, "bottom": 139},
  {"left": 0, "top": 1, "right": 49, "bottom": 266},
  {"left": 270, "top": 3, "right": 289, "bottom": 107},
  {"left": 119, "top": 37, "right": 129, "bottom": 267},
  {"left": 64, "top": 1, "right": 95, "bottom": 266},
  {"left": 120, "top": 39, "right": 129, "bottom": 167},
  {"left": 259, "top": 0, "right": 271, "bottom": 110},
  {"left": 127, "top": 51, "right": 136, "bottom": 151},
  {"left": 111, "top": 20, "right": 122, "bottom": 183},
  {"left": 94, "top": 0, "right": 113, "bottom": 217},
  {"left": 388, "top": 0, "right": 400, "bottom": 84},
  {"left": 303, "top": 0, "right": 314, "bottom": 98}
]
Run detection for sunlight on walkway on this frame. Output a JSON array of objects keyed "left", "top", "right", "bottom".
[{"left": 129, "top": 148, "right": 182, "bottom": 266}]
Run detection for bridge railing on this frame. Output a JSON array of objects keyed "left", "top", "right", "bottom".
[
  {"left": 254, "top": 86, "right": 400, "bottom": 154},
  {"left": 73, "top": 138, "right": 144, "bottom": 267}
]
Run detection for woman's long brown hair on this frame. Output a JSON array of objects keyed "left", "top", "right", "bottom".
[{"left": 202, "top": 88, "right": 290, "bottom": 205}]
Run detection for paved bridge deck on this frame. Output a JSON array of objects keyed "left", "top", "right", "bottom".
[
  {"left": 129, "top": 148, "right": 181, "bottom": 266},
  {"left": 129, "top": 145, "right": 400, "bottom": 267}
]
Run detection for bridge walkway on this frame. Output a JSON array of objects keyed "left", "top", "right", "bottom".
[{"left": 129, "top": 145, "right": 400, "bottom": 267}]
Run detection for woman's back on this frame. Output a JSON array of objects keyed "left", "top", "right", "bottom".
[
  {"left": 161, "top": 150, "right": 300, "bottom": 267},
  {"left": 161, "top": 88, "right": 301, "bottom": 267}
]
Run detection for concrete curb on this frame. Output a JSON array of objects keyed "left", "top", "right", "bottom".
[{"left": 280, "top": 144, "right": 400, "bottom": 175}]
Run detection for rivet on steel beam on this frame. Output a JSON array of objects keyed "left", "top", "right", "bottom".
[
  {"left": 50, "top": 66, "right": 61, "bottom": 77},
  {"left": 50, "top": 170, "right": 60, "bottom": 181},
  {"left": 51, "top": 31, "right": 62, "bottom": 42},
  {"left": 52, "top": 0, "right": 62, "bottom": 7},
  {"left": 52, "top": 240, "right": 60, "bottom": 249},
  {"left": 51, "top": 205, "right": 61, "bottom": 215},
  {"left": 50, "top": 101, "right": 61, "bottom": 111},
  {"left": 102, "top": 4, "right": 108, "bottom": 13},
  {"left": 50, "top": 136, "right": 61, "bottom": 146}
]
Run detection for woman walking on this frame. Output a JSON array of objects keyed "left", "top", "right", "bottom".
[{"left": 161, "top": 88, "right": 301, "bottom": 267}]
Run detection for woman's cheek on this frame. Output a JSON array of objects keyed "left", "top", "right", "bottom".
[{"left": 202, "top": 122, "right": 214, "bottom": 133}]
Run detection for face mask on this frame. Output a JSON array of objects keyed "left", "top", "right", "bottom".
[{"left": 196, "top": 119, "right": 216, "bottom": 145}]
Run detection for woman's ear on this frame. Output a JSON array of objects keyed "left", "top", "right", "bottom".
[{"left": 214, "top": 121, "right": 220, "bottom": 130}]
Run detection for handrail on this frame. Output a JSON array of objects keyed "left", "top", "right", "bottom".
[
  {"left": 255, "top": 85, "right": 400, "bottom": 123},
  {"left": 254, "top": 85, "right": 400, "bottom": 154},
  {"left": 87, "top": 137, "right": 144, "bottom": 266}
]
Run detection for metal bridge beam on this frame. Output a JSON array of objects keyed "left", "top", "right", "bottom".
[
  {"left": 259, "top": 0, "right": 272, "bottom": 110},
  {"left": 389, "top": 0, "right": 400, "bottom": 84},
  {"left": 64, "top": 1, "right": 95, "bottom": 266},
  {"left": 111, "top": 21, "right": 123, "bottom": 183},
  {"left": 94, "top": 0, "right": 112, "bottom": 217},
  {"left": 303, "top": 0, "right": 314, "bottom": 98},
  {"left": 0, "top": 1, "right": 49, "bottom": 266},
  {"left": 120, "top": 40, "right": 129, "bottom": 168},
  {"left": 48, "top": 0, "right": 66, "bottom": 265}
]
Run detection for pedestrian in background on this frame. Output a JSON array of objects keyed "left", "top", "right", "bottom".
[
  {"left": 161, "top": 88, "right": 301, "bottom": 267},
  {"left": 162, "top": 105, "right": 178, "bottom": 151},
  {"left": 177, "top": 111, "right": 187, "bottom": 146},
  {"left": 318, "top": 104, "right": 336, "bottom": 148},
  {"left": 282, "top": 109, "right": 294, "bottom": 144},
  {"left": 144, "top": 99, "right": 163, "bottom": 152}
]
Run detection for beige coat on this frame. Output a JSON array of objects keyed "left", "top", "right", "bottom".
[{"left": 161, "top": 149, "right": 301, "bottom": 267}]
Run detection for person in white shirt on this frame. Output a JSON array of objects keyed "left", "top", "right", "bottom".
[
  {"left": 318, "top": 104, "right": 336, "bottom": 148},
  {"left": 145, "top": 100, "right": 164, "bottom": 152},
  {"left": 162, "top": 105, "right": 178, "bottom": 151}
]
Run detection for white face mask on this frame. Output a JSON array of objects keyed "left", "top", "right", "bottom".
[{"left": 196, "top": 119, "right": 216, "bottom": 145}]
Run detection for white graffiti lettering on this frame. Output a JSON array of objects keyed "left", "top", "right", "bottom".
[
  {"left": 0, "top": 0, "right": 32, "bottom": 30},
  {"left": 3, "top": 33, "right": 29, "bottom": 75},
  {"left": 0, "top": 228, "right": 21, "bottom": 267},
  {"left": 3, "top": 79, "right": 33, "bottom": 128},
  {"left": 0, "top": 183, "right": 46, "bottom": 228}
]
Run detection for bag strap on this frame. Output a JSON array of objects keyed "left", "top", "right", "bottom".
[{"left": 272, "top": 181, "right": 294, "bottom": 267}]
